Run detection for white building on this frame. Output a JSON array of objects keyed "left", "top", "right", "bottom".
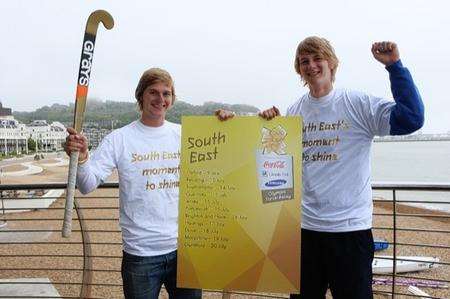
[
  {"left": 0, "top": 102, "right": 68, "bottom": 155},
  {"left": 0, "top": 116, "right": 28, "bottom": 155},
  {"left": 0, "top": 118, "right": 68, "bottom": 156},
  {"left": 28, "top": 120, "right": 67, "bottom": 152}
]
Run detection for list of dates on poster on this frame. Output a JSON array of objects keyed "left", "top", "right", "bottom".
[{"left": 183, "top": 169, "right": 247, "bottom": 251}]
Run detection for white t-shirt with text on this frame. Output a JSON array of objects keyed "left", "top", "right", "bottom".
[
  {"left": 287, "top": 88, "right": 394, "bottom": 232},
  {"left": 77, "top": 120, "right": 181, "bottom": 256}
]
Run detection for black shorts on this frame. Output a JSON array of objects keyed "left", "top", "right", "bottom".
[{"left": 290, "top": 228, "right": 374, "bottom": 299}]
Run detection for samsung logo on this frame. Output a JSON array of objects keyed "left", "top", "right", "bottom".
[{"left": 265, "top": 179, "right": 287, "bottom": 187}]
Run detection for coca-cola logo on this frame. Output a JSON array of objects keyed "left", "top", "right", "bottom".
[{"left": 263, "top": 161, "right": 285, "bottom": 169}]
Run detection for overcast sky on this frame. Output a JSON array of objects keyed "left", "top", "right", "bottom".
[{"left": 1, "top": 0, "right": 449, "bottom": 133}]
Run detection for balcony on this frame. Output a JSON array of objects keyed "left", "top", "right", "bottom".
[{"left": 0, "top": 182, "right": 448, "bottom": 298}]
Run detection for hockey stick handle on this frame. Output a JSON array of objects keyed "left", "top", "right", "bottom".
[
  {"left": 62, "top": 10, "right": 113, "bottom": 238},
  {"left": 62, "top": 151, "right": 80, "bottom": 237}
]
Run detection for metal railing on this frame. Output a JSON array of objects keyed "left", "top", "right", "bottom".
[
  {"left": 371, "top": 183, "right": 450, "bottom": 299},
  {"left": 0, "top": 182, "right": 448, "bottom": 298}
]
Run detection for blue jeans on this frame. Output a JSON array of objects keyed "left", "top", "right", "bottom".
[{"left": 121, "top": 250, "right": 202, "bottom": 299}]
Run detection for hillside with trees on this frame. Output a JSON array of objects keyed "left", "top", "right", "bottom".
[{"left": 13, "top": 99, "right": 259, "bottom": 128}]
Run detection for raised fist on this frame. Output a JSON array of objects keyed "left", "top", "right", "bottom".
[{"left": 371, "top": 41, "right": 400, "bottom": 66}]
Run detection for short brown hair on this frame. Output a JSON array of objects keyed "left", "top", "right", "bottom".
[
  {"left": 294, "top": 36, "right": 339, "bottom": 85},
  {"left": 135, "top": 68, "right": 176, "bottom": 110}
]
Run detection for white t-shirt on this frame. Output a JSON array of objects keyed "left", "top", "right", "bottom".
[
  {"left": 77, "top": 120, "right": 181, "bottom": 256},
  {"left": 287, "top": 88, "right": 395, "bottom": 232}
]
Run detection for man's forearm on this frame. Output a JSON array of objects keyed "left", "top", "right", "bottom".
[{"left": 76, "top": 162, "right": 102, "bottom": 194}]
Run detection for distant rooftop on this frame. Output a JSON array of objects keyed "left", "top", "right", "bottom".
[
  {"left": 29, "top": 120, "right": 48, "bottom": 126},
  {"left": 0, "top": 102, "right": 12, "bottom": 117}
]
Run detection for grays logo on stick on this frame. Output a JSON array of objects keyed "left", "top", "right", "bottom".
[{"left": 78, "top": 36, "right": 95, "bottom": 86}]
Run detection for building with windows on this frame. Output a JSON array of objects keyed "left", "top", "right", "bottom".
[
  {"left": 0, "top": 117, "right": 28, "bottom": 155},
  {"left": 0, "top": 102, "right": 68, "bottom": 155},
  {"left": 28, "top": 120, "right": 67, "bottom": 152},
  {"left": 82, "top": 122, "right": 112, "bottom": 149}
]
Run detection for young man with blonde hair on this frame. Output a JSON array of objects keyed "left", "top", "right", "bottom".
[
  {"left": 257, "top": 36, "right": 424, "bottom": 298},
  {"left": 64, "top": 68, "right": 202, "bottom": 299}
]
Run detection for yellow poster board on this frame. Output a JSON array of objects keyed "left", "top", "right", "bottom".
[{"left": 177, "top": 116, "right": 302, "bottom": 293}]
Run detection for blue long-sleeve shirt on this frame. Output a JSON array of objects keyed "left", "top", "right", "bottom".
[{"left": 387, "top": 60, "right": 424, "bottom": 135}]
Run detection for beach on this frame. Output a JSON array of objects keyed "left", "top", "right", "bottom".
[{"left": 0, "top": 153, "right": 448, "bottom": 298}]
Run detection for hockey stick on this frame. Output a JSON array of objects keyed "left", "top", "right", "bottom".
[{"left": 62, "top": 10, "right": 114, "bottom": 238}]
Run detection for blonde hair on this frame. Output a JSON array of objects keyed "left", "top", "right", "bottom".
[
  {"left": 294, "top": 36, "right": 339, "bottom": 85},
  {"left": 135, "top": 68, "right": 176, "bottom": 111}
]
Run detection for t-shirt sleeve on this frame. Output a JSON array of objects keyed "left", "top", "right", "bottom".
[
  {"left": 76, "top": 134, "right": 117, "bottom": 194},
  {"left": 345, "top": 90, "right": 395, "bottom": 138},
  {"left": 286, "top": 100, "right": 300, "bottom": 116},
  {"left": 286, "top": 107, "right": 292, "bottom": 116}
]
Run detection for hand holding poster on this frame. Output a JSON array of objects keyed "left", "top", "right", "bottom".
[{"left": 178, "top": 116, "right": 302, "bottom": 293}]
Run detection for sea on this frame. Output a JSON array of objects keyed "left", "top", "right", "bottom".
[{"left": 371, "top": 140, "right": 450, "bottom": 212}]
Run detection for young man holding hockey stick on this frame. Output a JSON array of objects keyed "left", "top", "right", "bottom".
[
  {"left": 64, "top": 68, "right": 202, "bottom": 299},
  {"left": 218, "top": 37, "right": 424, "bottom": 298}
]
